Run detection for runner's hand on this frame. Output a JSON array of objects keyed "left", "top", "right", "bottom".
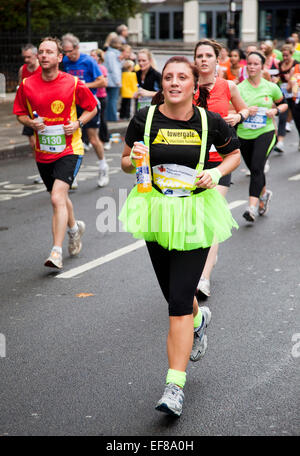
[
  {"left": 223, "top": 113, "right": 241, "bottom": 127},
  {"left": 64, "top": 120, "right": 79, "bottom": 136},
  {"left": 248, "top": 106, "right": 258, "bottom": 116},
  {"left": 32, "top": 118, "right": 45, "bottom": 132},
  {"left": 195, "top": 169, "right": 221, "bottom": 189},
  {"left": 266, "top": 108, "right": 277, "bottom": 119}
]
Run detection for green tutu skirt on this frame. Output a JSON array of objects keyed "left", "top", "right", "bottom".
[{"left": 119, "top": 186, "right": 238, "bottom": 251}]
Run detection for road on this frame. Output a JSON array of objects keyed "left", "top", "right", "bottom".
[{"left": 0, "top": 126, "right": 299, "bottom": 437}]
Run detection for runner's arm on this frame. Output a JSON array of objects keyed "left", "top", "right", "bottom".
[
  {"left": 85, "top": 75, "right": 106, "bottom": 89},
  {"left": 224, "top": 81, "right": 250, "bottom": 126}
]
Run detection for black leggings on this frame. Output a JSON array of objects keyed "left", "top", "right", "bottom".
[
  {"left": 146, "top": 241, "right": 209, "bottom": 317},
  {"left": 290, "top": 100, "right": 300, "bottom": 138},
  {"left": 239, "top": 131, "right": 276, "bottom": 198}
]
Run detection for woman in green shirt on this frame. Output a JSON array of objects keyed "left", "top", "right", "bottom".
[{"left": 237, "top": 52, "right": 288, "bottom": 222}]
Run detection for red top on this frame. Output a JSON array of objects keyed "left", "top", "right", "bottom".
[
  {"left": 194, "top": 77, "right": 232, "bottom": 162},
  {"left": 14, "top": 71, "right": 97, "bottom": 163},
  {"left": 21, "top": 64, "right": 42, "bottom": 80}
]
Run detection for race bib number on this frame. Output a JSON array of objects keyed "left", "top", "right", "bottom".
[
  {"left": 38, "top": 125, "right": 66, "bottom": 153},
  {"left": 243, "top": 107, "right": 267, "bottom": 130},
  {"left": 137, "top": 96, "right": 152, "bottom": 111},
  {"left": 153, "top": 163, "right": 197, "bottom": 197}
]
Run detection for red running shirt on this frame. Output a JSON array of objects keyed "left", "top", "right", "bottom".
[
  {"left": 13, "top": 71, "right": 97, "bottom": 163},
  {"left": 21, "top": 64, "right": 42, "bottom": 80},
  {"left": 194, "top": 77, "right": 231, "bottom": 162}
]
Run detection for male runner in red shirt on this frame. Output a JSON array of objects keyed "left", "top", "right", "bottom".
[{"left": 14, "top": 37, "right": 97, "bottom": 269}]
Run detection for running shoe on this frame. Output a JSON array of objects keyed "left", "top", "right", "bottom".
[
  {"left": 68, "top": 220, "right": 85, "bottom": 256},
  {"left": 285, "top": 122, "right": 291, "bottom": 132},
  {"left": 190, "top": 306, "right": 212, "bottom": 362},
  {"left": 243, "top": 206, "right": 257, "bottom": 222},
  {"left": 258, "top": 189, "right": 272, "bottom": 216},
  {"left": 155, "top": 383, "right": 184, "bottom": 417},
  {"left": 104, "top": 141, "right": 111, "bottom": 150},
  {"left": 197, "top": 277, "right": 211, "bottom": 297},
  {"left": 34, "top": 176, "right": 43, "bottom": 184},
  {"left": 274, "top": 141, "right": 284, "bottom": 153},
  {"left": 98, "top": 165, "right": 109, "bottom": 187},
  {"left": 44, "top": 249, "right": 63, "bottom": 269}
]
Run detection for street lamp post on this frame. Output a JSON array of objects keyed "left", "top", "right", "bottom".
[
  {"left": 26, "top": 0, "right": 32, "bottom": 43},
  {"left": 227, "top": 0, "right": 236, "bottom": 50}
]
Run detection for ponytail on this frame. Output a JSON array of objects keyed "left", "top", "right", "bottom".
[
  {"left": 151, "top": 89, "right": 164, "bottom": 105},
  {"left": 194, "top": 85, "right": 210, "bottom": 110}
]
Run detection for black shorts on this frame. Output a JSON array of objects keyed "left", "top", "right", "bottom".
[
  {"left": 77, "top": 105, "right": 100, "bottom": 129},
  {"left": 37, "top": 155, "right": 83, "bottom": 192},
  {"left": 22, "top": 125, "right": 34, "bottom": 136},
  {"left": 207, "top": 161, "right": 231, "bottom": 187}
]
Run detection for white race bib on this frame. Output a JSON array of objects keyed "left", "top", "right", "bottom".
[
  {"left": 243, "top": 107, "right": 267, "bottom": 130},
  {"left": 153, "top": 164, "right": 197, "bottom": 197},
  {"left": 280, "top": 82, "right": 293, "bottom": 99},
  {"left": 38, "top": 125, "right": 66, "bottom": 153}
]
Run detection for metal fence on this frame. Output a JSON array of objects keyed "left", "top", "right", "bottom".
[{"left": 0, "top": 20, "right": 121, "bottom": 92}]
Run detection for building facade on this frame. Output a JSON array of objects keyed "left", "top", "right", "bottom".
[{"left": 129, "top": 0, "right": 300, "bottom": 45}]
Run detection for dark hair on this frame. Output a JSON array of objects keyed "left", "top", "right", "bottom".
[
  {"left": 247, "top": 51, "right": 266, "bottom": 66},
  {"left": 151, "top": 55, "right": 209, "bottom": 109},
  {"left": 194, "top": 39, "right": 222, "bottom": 60},
  {"left": 230, "top": 48, "right": 243, "bottom": 60}
]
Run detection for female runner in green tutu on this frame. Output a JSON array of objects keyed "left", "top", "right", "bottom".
[{"left": 119, "top": 56, "right": 241, "bottom": 417}]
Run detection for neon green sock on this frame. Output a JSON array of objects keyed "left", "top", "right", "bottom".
[
  {"left": 166, "top": 369, "right": 186, "bottom": 389},
  {"left": 193, "top": 308, "right": 202, "bottom": 329}
]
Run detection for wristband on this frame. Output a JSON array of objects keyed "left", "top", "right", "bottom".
[
  {"left": 275, "top": 107, "right": 280, "bottom": 116},
  {"left": 205, "top": 168, "right": 222, "bottom": 185},
  {"left": 238, "top": 112, "right": 246, "bottom": 124}
]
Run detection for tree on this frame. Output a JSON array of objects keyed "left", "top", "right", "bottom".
[{"left": 0, "top": 0, "right": 141, "bottom": 32}]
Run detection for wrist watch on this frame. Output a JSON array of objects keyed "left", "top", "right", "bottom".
[
  {"left": 238, "top": 113, "right": 245, "bottom": 124},
  {"left": 78, "top": 119, "right": 84, "bottom": 129}
]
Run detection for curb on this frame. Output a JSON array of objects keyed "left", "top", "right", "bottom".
[{"left": 0, "top": 123, "right": 129, "bottom": 161}]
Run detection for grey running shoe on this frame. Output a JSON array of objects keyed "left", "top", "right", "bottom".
[
  {"left": 259, "top": 189, "right": 272, "bottom": 216},
  {"left": 44, "top": 249, "right": 63, "bottom": 269},
  {"left": 68, "top": 220, "right": 85, "bottom": 256},
  {"left": 243, "top": 205, "right": 257, "bottom": 222},
  {"left": 155, "top": 383, "right": 184, "bottom": 417},
  {"left": 98, "top": 165, "right": 109, "bottom": 187},
  {"left": 190, "top": 306, "right": 212, "bottom": 362}
]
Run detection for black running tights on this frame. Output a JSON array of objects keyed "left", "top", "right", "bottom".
[
  {"left": 239, "top": 131, "right": 276, "bottom": 198},
  {"left": 146, "top": 241, "right": 209, "bottom": 317}
]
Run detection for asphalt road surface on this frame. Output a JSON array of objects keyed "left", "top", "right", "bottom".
[{"left": 0, "top": 126, "right": 299, "bottom": 437}]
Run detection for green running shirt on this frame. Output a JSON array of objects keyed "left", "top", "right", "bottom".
[{"left": 237, "top": 78, "right": 282, "bottom": 140}]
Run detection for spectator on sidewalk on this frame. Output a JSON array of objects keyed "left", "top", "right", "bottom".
[
  {"left": 62, "top": 33, "right": 109, "bottom": 187},
  {"left": 116, "top": 24, "right": 129, "bottom": 44},
  {"left": 90, "top": 48, "right": 111, "bottom": 150},
  {"left": 104, "top": 37, "right": 123, "bottom": 122},
  {"left": 119, "top": 60, "right": 138, "bottom": 120}
]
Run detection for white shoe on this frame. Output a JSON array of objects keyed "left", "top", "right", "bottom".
[
  {"left": 285, "top": 122, "right": 291, "bottom": 132},
  {"left": 44, "top": 249, "right": 63, "bottom": 269},
  {"left": 71, "top": 177, "right": 78, "bottom": 190},
  {"left": 68, "top": 220, "right": 85, "bottom": 256},
  {"left": 97, "top": 165, "right": 109, "bottom": 187},
  {"left": 104, "top": 141, "right": 111, "bottom": 150},
  {"left": 264, "top": 159, "right": 270, "bottom": 174},
  {"left": 34, "top": 176, "right": 43, "bottom": 184},
  {"left": 197, "top": 277, "right": 211, "bottom": 297},
  {"left": 274, "top": 141, "right": 284, "bottom": 153}
]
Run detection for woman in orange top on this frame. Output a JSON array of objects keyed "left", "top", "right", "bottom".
[
  {"left": 224, "top": 49, "right": 244, "bottom": 84},
  {"left": 192, "top": 39, "right": 249, "bottom": 304}
]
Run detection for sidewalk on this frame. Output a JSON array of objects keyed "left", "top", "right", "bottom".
[{"left": 0, "top": 93, "right": 129, "bottom": 160}]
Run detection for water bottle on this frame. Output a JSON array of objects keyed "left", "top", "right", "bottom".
[
  {"left": 33, "top": 111, "right": 45, "bottom": 131},
  {"left": 136, "top": 141, "right": 152, "bottom": 193}
]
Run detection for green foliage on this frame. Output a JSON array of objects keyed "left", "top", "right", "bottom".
[{"left": 0, "top": 0, "right": 141, "bottom": 32}]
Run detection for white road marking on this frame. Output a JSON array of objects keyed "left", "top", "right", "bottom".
[
  {"left": 288, "top": 174, "right": 300, "bottom": 181},
  {"left": 228, "top": 200, "right": 247, "bottom": 209},
  {"left": 57, "top": 240, "right": 145, "bottom": 279}
]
